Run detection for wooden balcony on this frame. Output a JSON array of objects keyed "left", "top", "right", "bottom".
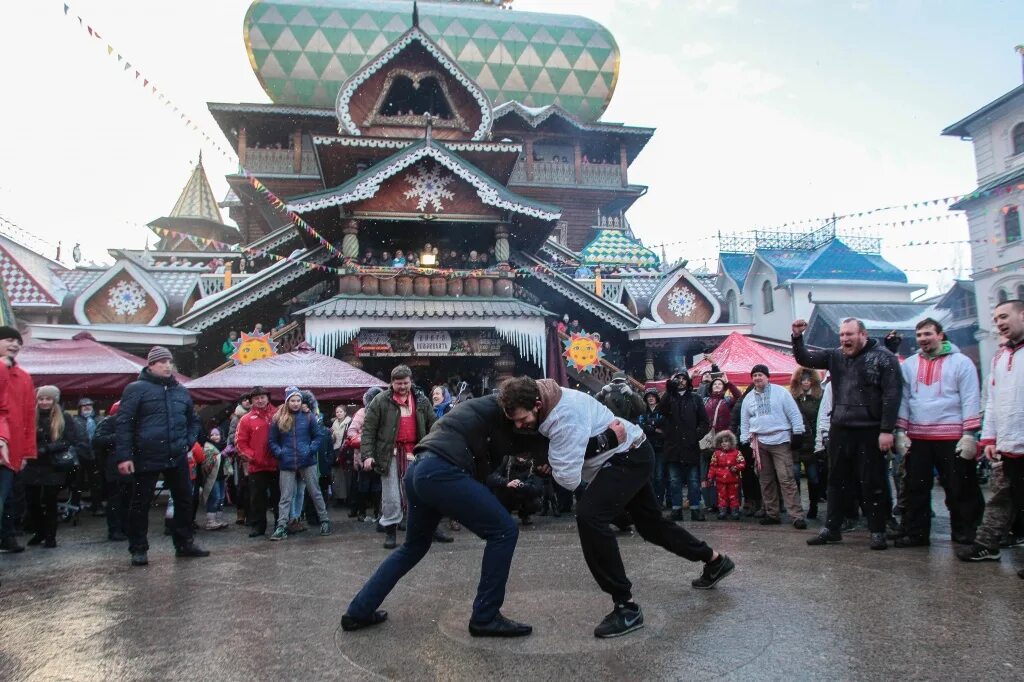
[
  {"left": 198, "top": 273, "right": 257, "bottom": 298},
  {"left": 242, "top": 148, "right": 318, "bottom": 176},
  {"left": 574, "top": 278, "right": 625, "bottom": 304},
  {"left": 510, "top": 159, "right": 626, "bottom": 188},
  {"left": 336, "top": 268, "right": 516, "bottom": 298}
]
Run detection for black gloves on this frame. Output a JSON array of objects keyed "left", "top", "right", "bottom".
[{"left": 790, "top": 433, "right": 804, "bottom": 452}]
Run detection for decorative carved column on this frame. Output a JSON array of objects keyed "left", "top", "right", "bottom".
[
  {"left": 342, "top": 219, "right": 360, "bottom": 260},
  {"left": 494, "top": 225, "right": 510, "bottom": 266},
  {"left": 619, "top": 142, "right": 628, "bottom": 187},
  {"left": 574, "top": 140, "right": 582, "bottom": 183},
  {"left": 238, "top": 127, "right": 247, "bottom": 168},
  {"left": 292, "top": 129, "right": 303, "bottom": 173},
  {"left": 645, "top": 351, "right": 655, "bottom": 381},
  {"left": 524, "top": 138, "right": 534, "bottom": 182}
]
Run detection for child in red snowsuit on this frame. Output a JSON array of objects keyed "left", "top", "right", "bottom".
[{"left": 706, "top": 430, "right": 746, "bottom": 520}]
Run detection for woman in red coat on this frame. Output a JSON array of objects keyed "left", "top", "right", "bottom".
[{"left": 0, "top": 326, "right": 36, "bottom": 553}]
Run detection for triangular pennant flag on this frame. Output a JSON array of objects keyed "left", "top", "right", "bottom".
[
  {"left": 94, "top": 31, "right": 101, "bottom": 39},
  {"left": 64, "top": 3, "right": 69, "bottom": 15},
  {"left": 143, "top": 79, "right": 149, "bottom": 87},
  {"left": 107, "top": 44, "right": 113, "bottom": 55},
  {"left": 135, "top": 70, "right": 140, "bottom": 78},
  {"left": 87, "top": 26, "right": 93, "bottom": 36}
]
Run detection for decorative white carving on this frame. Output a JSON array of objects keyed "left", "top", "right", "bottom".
[
  {"left": 403, "top": 163, "right": 456, "bottom": 212},
  {"left": 107, "top": 280, "right": 148, "bottom": 316},
  {"left": 666, "top": 286, "right": 698, "bottom": 318}
]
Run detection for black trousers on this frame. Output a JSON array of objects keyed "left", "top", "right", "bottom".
[
  {"left": 127, "top": 458, "right": 194, "bottom": 553},
  {"left": 825, "top": 427, "right": 890, "bottom": 534},
  {"left": 26, "top": 485, "right": 59, "bottom": 542},
  {"left": 493, "top": 488, "right": 542, "bottom": 519},
  {"left": 576, "top": 441, "right": 714, "bottom": 605},
  {"left": 248, "top": 470, "right": 280, "bottom": 533},
  {"left": 739, "top": 444, "right": 762, "bottom": 505},
  {"left": 105, "top": 476, "right": 132, "bottom": 536},
  {"left": 902, "top": 439, "right": 984, "bottom": 540}
]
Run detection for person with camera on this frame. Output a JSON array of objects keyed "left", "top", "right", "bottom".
[
  {"left": 596, "top": 372, "right": 645, "bottom": 422},
  {"left": 23, "top": 386, "right": 79, "bottom": 548},
  {"left": 486, "top": 451, "right": 544, "bottom": 527}
]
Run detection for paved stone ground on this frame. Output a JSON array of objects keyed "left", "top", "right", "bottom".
[{"left": 0, "top": 492, "right": 1022, "bottom": 682}]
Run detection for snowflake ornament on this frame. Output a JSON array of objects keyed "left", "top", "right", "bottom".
[
  {"left": 107, "top": 280, "right": 148, "bottom": 316},
  {"left": 403, "top": 163, "right": 455, "bottom": 212},
  {"left": 666, "top": 286, "right": 698, "bottom": 318}
]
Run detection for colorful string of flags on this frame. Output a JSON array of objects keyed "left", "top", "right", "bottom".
[{"left": 62, "top": 2, "right": 237, "bottom": 163}]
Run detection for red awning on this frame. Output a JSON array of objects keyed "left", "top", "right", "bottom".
[
  {"left": 185, "top": 345, "right": 386, "bottom": 403},
  {"left": 17, "top": 334, "right": 191, "bottom": 399},
  {"left": 646, "top": 332, "right": 802, "bottom": 391}
]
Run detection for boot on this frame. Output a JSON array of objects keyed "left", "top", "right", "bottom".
[
  {"left": 384, "top": 526, "right": 397, "bottom": 549},
  {"left": 235, "top": 508, "right": 247, "bottom": 525}
]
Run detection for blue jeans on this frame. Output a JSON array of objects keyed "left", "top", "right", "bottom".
[
  {"left": 205, "top": 479, "right": 224, "bottom": 513},
  {"left": 793, "top": 461, "right": 820, "bottom": 487},
  {"left": 700, "top": 451, "right": 717, "bottom": 509},
  {"left": 667, "top": 462, "right": 701, "bottom": 510},
  {"left": 0, "top": 465, "right": 15, "bottom": 533},
  {"left": 346, "top": 453, "right": 519, "bottom": 624}
]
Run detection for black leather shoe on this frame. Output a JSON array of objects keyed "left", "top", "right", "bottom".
[
  {"left": 807, "top": 529, "right": 842, "bottom": 546},
  {"left": 130, "top": 551, "right": 148, "bottom": 566},
  {"left": 432, "top": 529, "right": 454, "bottom": 543},
  {"left": 175, "top": 544, "right": 211, "bottom": 558},
  {"left": 341, "top": 610, "right": 388, "bottom": 632},
  {"left": 468, "top": 612, "right": 532, "bottom": 638}
]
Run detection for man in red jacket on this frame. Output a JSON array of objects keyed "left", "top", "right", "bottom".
[
  {"left": 0, "top": 326, "right": 36, "bottom": 554},
  {"left": 235, "top": 386, "right": 278, "bottom": 538}
]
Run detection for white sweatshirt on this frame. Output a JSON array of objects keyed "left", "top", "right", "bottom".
[
  {"left": 896, "top": 346, "right": 980, "bottom": 440},
  {"left": 980, "top": 342, "right": 1024, "bottom": 456},
  {"left": 815, "top": 383, "right": 832, "bottom": 452},
  {"left": 740, "top": 383, "right": 805, "bottom": 445},
  {"left": 539, "top": 388, "right": 645, "bottom": 491}
]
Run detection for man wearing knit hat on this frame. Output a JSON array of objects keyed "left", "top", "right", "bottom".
[
  {"left": 0, "top": 325, "right": 36, "bottom": 554},
  {"left": 115, "top": 346, "right": 207, "bottom": 566},
  {"left": 739, "top": 364, "right": 808, "bottom": 530}
]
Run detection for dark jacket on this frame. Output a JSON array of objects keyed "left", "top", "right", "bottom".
[
  {"left": 23, "top": 409, "right": 78, "bottom": 487},
  {"left": 793, "top": 393, "right": 821, "bottom": 463},
  {"left": 361, "top": 388, "right": 436, "bottom": 476},
  {"left": 792, "top": 335, "right": 902, "bottom": 432},
  {"left": 486, "top": 455, "right": 543, "bottom": 498},
  {"left": 657, "top": 389, "right": 711, "bottom": 464},
  {"left": 268, "top": 410, "right": 323, "bottom": 471},
  {"left": 72, "top": 414, "right": 98, "bottom": 460},
  {"left": 115, "top": 368, "right": 199, "bottom": 473},
  {"left": 415, "top": 395, "right": 515, "bottom": 480},
  {"left": 637, "top": 405, "right": 665, "bottom": 452},
  {"left": 92, "top": 414, "right": 120, "bottom": 479}
]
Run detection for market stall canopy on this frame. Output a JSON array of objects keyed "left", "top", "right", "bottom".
[
  {"left": 185, "top": 343, "right": 386, "bottom": 403},
  {"left": 16, "top": 333, "right": 191, "bottom": 399},
  {"left": 645, "top": 332, "right": 801, "bottom": 392}
]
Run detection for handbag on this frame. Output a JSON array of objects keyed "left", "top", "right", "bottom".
[
  {"left": 53, "top": 445, "right": 80, "bottom": 473},
  {"left": 698, "top": 401, "right": 723, "bottom": 450}
]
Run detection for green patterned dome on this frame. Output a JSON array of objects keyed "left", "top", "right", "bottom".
[
  {"left": 580, "top": 230, "right": 660, "bottom": 269},
  {"left": 244, "top": 0, "right": 619, "bottom": 121}
]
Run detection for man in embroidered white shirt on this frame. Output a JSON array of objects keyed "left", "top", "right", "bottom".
[{"left": 499, "top": 376, "right": 734, "bottom": 640}]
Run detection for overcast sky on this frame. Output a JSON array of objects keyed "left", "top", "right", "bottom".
[{"left": 2, "top": 0, "right": 1023, "bottom": 295}]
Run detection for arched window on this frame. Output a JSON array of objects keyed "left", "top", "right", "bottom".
[
  {"left": 998, "top": 288, "right": 1009, "bottom": 304},
  {"left": 1005, "top": 206, "right": 1021, "bottom": 244},
  {"left": 1017, "top": 283, "right": 1024, "bottom": 301},
  {"left": 726, "top": 290, "right": 738, "bottom": 321},
  {"left": 1013, "top": 122, "right": 1024, "bottom": 156},
  {"left": 761, "top": 280, "right": 774, "bottom": 314}
]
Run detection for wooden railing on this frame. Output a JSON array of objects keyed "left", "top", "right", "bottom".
[
  {"left": 556, "top": 330, "right": 644, "bottom": 392},
  {"left": 208, "top": 321, "right": 303, "bottom": 373},
  {"left": 243, "top": 148, "right": 318, "bottom": 175},
  {"left": 198, "top": 273, "right": 256, "bottom": 298},
  {"left": 510, "top": 160, "right": 626, "bottom": 188}
]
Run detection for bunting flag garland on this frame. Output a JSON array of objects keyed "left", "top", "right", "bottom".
[{"left": 62, "top": 2, "right": 236, "bottom": 163}]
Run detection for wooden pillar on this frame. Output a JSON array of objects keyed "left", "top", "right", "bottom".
[
  {"left": 645, "top": 351, "right": 655, "bottom": 381},
  {"left": 574, "top": 140, "right": 582, "bottom": 183},
  {"left": 342, "top": 219, "right": 360, "bottom": 260},
  {"left": 292, "top": 129, "right": 303, "bottom": 173},
  {"left": 524, "top": 138, "right": 534, "bottom": 182},
  {"left": 494, "top": 225, "right": 510, "bottom": 266},
  {"left": 237, "top": 127, "right": 247, "bottom": 168},
  {"left": 619, "top": 142, "right": 628, "bottom": 187}
]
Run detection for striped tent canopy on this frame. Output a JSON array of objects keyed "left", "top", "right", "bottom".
[{"left": 580, "top": 229, "right": 660, "bottom": 268}]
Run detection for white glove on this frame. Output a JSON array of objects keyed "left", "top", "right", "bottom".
[
  {"left": 894, "top": 431, "right": 911, "bottom": 457},
  {"left": 956, "top": 434, "right": 978, "bottom": 461}
]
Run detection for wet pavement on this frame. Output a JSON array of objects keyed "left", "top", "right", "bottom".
[{"left": 1, "top": 493, "right": 1021, "bottom": 682}]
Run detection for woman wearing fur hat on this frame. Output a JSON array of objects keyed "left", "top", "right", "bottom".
[{"left": 24, "top": 386, "right": 79, "bottom": 547}]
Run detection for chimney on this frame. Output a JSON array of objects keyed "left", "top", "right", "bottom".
[{"left": 1018, "top": 45, "right": 1024, "bottom": 83}]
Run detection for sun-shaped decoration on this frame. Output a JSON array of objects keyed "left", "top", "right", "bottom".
[
  {"left": 107, "top": 280, "right": 148, "bottom": 316},
  {"left": 562, "top": 331, "right": 603, "bottom": 373},
  {"left": 666, "top": 286, "right": 698, "bottom": 319},
  {"left": 230, "top": 332, "right": 279, "bottom": 366}
]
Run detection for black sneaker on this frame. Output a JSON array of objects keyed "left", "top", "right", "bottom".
[
  {"left": 130, "top": 551, "right": 148, "bottom": 566},
  {"left": 956, "top": 544, "right": 1001, "bottom": 562},
  {"left": 869, "top": 532, "right": 888, "bottom": 550},
  {"left": 341, "top": 610, "right": 388, "bottom": 632},
  {"left": 691, "top": 553, "right": 735, "bottom": 589},
  {"left": 759, "top": 516, "right": 781, "bottom": 526},
  {"left": 175, "top": 544, "right": 211, "bottom": 558},
  {"left": 1000, "top": 534, "right": 1024, "bottom": 548},
  {"left": 468, "top": 612, "right": 532, "bottom": 638},
  {"left": 433, "top": 529, "right": 454, "bottom": 543},
  {"left": 807, "top": 529, "right": 842, "bottom": 546},
  {"left": 593, "top": 602, "right": 644, "bottom": 638}
]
